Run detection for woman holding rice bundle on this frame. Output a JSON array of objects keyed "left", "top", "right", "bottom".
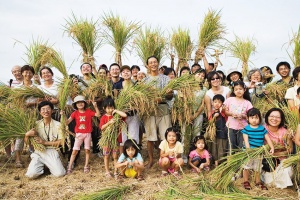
[{"left": 285, "top": 67, "right": 300, "bottom": 109}]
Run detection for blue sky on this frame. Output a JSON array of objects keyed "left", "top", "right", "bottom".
[{"left": 0, "top": 0, "right": 299, "bottom": 82}]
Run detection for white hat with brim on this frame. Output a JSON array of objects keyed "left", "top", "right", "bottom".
[
  {"left": 72, "top": 95, "right": 87, "bottom": 109},
  {"left": 226, "top": 68, "right": 242, "bottom": 82}
]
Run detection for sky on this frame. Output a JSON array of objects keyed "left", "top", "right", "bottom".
[{"left": 0, "top": 0, "right": 299, "bottom": 83}]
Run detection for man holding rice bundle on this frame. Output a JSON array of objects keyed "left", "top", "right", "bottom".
[
  {"left": 25, "top": 101, "right": 66, "bottom": 178},
  {"left": 143, "top": 55, "right": 173, "bottom": 168}
]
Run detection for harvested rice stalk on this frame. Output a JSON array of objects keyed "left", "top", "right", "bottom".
[
  {"left": 83, "top": 77, "right": 112, "bottom": 102},
  {"left": 48, "top": 49, "right": 69, "bottom": 78},
  {"left": 9, "top": 86, "right": 46, "bottom": 106},
  {"left": 288, "top": 25, "right": 300, "bottom": 67},
  {"left": 283, "top": 153, "right": 300, "bottom": 168},
  {"left": 280, "top": 105, "right": 299, "bottom": 135},
  {"left": 194, "top": 9, "right": 226, "bottom": 64},
  {"left": 74, "top": 185, "right": 131, "bottom": 200},
  {"left": 0, "top": 83, "right": 11, "bottom": 103},
  {"left": 265, "top": 81, "right": 289, "bottom": 101},
  {"left": 102, "top": 11, "right": 140, "bottom": 66},
  {"left": 0, "top": 104, "right": 45, "bottom": 151},
  {"left": 204, "top": 115, "right": 217, "bottom": 142},
  {"left": 135, "top": 26, "right": 166, "bottom": 67},
  {"left": 226, "top": 35, "right": 256, "bottom": 78},
  {"left": 171, "top": 27, "right": 193, "bottom": 74},
  {"left": 64, "top": 13, "right": 102, "bottom": 68},
  {"left": 209, "top": 145, "right": 278, "bottom": 193}
]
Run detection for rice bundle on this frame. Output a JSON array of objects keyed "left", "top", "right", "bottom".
[
  {"left": 204, "top": 115, "right": 217, "bottom": 142},
  {"left": 64, "top": 13, "right": 102, "bottom": 68},
  {"left": 82, "top": 77, "right": 112, "bottom": 103},
  {"left": 288, "top": 25, "right": 300, "bottom": 66},
  {"left": 0, "top": 104, "right": 45, "bottom": 151},
  {"left": 9, "top": 86, "right": 46, "bottom": 106},
  {"left": 280, "top": 105, "right": 299, "bottom": 138},
  {"left": 209, "top": 145, "right": 275, "bottom": 193},
  {"left": 25, "top": 38, "right": 52, "bottom": 74},
  {"left": 102, "top": 12, "right": 140, "bottom": 66},
  {"left": 170, "top": 27, "right": 193, "bottom": 73},
  {"left": 47, "top": 49, "right": 69, "bottom": 78},
  {"left": 194, "top": 9, "right": 226, "bottom": 64},
  {"left": 226, "top": 35, "right": 256, "bottom": 78},
  {"left": 74, "top": 185, "right": 131, "bottom": 200},
  {"left": 0, "top": 82, "right": 11, "bottom": 103},
  {"left": 135, "top": 26, "right": 166, "bottom": 67}
]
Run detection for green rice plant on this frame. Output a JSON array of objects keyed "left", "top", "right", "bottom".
[
  {"left": 171, "top": 27, "right": 193, "bottom": 73},
  {"left": 194, "top": 9, "right": 226, "bottom": 64},
  {"left": 64, "top": 13, "right": 102, "bottom": 68},
  {"left": 48, "top": 49, "right": 69, "bottom": 78},
  {"left": 74, "top": 185, "right": 131, "bottom": 200},
  {"left": 0, "top": 82, "right": 11, "bottom": 103},
  {"left": 0, "top": 104, "right": 45, "bottom": 151},
  {"left": 287, "top": 25, "right": 300, "bottom": 67},
  {"left": 102, "top": 11, "right": 140, "bottom": 66},
  {"left": 226, "top": 35, "right": 256, "bottom": 78},
  {"left": 135, "top": 26, "right": 166, "bottom": 67},
  {"left": 9, "top": 86, "right": 46, "bottom": 107}
]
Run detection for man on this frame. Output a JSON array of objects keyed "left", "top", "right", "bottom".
[
  {"left": 191, "top": 63, "right": 201, "bottom": 74},
  {"left": 9, "top": 65, "right": 23, "bottom": 88},
  {"left": 110, "top": 63, "right": 124, "bottom": 96},
  {"left": 276, "top": 61, "right": 294, "bottom": 86},
  {"left": 143, "top": 56, "right": 173, "bottom": 168},
  {"left": 131, "top": 65, "right": 140, "bottom": 82},
  {"left": 25, "top": 101, "right": 66, "bottom": 178}
]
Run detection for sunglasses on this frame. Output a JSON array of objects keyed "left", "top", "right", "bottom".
[{"left": 211, "top": 77, "right": 220, "bottom": 81}]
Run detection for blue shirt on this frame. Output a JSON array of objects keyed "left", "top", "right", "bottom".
[
  {"left": 117, "top": 153, "right": 143, "bottom": 168},
  {"left": 241, "top": 125, "right": 267, "bottom": 148}
]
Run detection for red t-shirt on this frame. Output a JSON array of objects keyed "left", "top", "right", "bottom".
[
  {"left": 99, "top": 114, "right": 125, "bottom": 143},
  {"left": 70, "top": 109, "right": 96, "bottom": 133}
]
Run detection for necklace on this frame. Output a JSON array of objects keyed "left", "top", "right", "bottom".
[{"left": 43, "top": 120, "right": 51, "bottom": 141}]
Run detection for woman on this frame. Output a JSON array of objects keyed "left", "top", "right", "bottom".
[
  {"left": 204, "top": 71, "right": 231, "bottom": 117},
  {"left": 260, "top": 66, "right": 274, "bottom": 84},
  {"left": 261, "top": 108, "right": 293, "bottom": 189},
  {"left": 179, "top": 66, "right": 190, "bottom": 77},
  {"left": 285, "top": 67, "right": 300, "bottom": 109},
  {"left": 246, "top": 68, "right": 264, "bottom": 96},
  {"left": 97, "top": 65, "right": 109, "bottom": 79},
  {"left": 164, "top": 68, "right": 176, "bottom": 80},
  {"left": 226, "top": 68, "right": 243, "bottom": 84}
]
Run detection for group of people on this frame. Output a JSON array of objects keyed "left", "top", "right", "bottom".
[{"left": 3, "top": 55, "right": 300, "bottom": 191}]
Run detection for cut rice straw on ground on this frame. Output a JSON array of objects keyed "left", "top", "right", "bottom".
[
  {"left": 73, "top": 184, "right": 131, "bottom": 200},
  {"left": 135, "top": 26, "right": 166, "bottom": 67},
  {"left": 194, "top": 9, "right": 226, "bottom": 64}
]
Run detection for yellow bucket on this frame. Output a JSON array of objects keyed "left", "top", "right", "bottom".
[{"left": 125, "top": 168, "right": 137, "bottom": 178}]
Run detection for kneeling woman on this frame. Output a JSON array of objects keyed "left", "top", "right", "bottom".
[{"left": 261, "top": 108, "right": 293, "bottom": 189}]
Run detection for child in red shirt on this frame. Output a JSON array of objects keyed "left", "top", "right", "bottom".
[
  {"left": 99, "top": 97, "right": 127, "bottom": 178},
  {"left": 66, "top": 95, "right": 100, "bottom": 174}
]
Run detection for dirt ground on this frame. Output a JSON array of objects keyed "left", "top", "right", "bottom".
[{"left": 0, "top": 144, "right": 299, "bottom": 200}]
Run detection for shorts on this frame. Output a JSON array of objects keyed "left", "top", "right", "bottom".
[
  {"left": 158, "top": 156, "right": 176, "bottom": 167},
  {"left": 73, "top": 133, "right": 91, "bottom": 150},
  {"left": 144, "top": 115, "right": 171, "bottom": 141},
  {"left": 243, "top": 158, "right": 262, "bottom": 172},
  {"left": 102, "top": 146, "right": 119, "bottom": 156},
  {"left": 191, "top": 156, "right": 207, "bottom": 167}
]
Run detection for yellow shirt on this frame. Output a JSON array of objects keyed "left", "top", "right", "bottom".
[{"left": 35, "top": 119, "right": 62, "bottom": 149}]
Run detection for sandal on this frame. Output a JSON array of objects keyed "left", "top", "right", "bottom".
[
  {"left": 161, "top": 171, "right": 168, "bottom": 177},
  {"left": 66, "top": 169, "right": 72, "bottom": 175},
  {"left": 243, "top": 181, "right": 251, "bottom": 190},
  {"left": 255, "top": 182, "right": 268, "bottom": 190},
  {"left": 137, "top": 175, "right": 144, "bottom": 181},
  {"left": 83, "top": 166, "right": 90, "bottom": 173},
  {"left": 173, "top": 171, "right": 181, "bottom": 179}
]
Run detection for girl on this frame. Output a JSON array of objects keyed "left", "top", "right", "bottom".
[
  {"left": 224, "top": 81, "right": 253, "bottom": 151},
  {"left": 159, "top": 127, "right": 184, "bottom": 177},
  {"left": 188, "top": 136, "right": 210, "bottom": 173},
  {"left": 115, "top": 139, "right": 145, "bottom": 181},
  {"left": 99, "top": 97, "right": 127, "bottom": 178},
  {"left": 66, "top": 95, "right": 100, "bottom": 174}
]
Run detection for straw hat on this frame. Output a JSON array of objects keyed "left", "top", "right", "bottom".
[
  {"left": 72, "top": 95, "right": 87, "bottom": 109},
  {"left": 226, "top": 68, "right": 242, "bottom": 82}
]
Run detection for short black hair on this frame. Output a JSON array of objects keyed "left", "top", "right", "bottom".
[
  {"left": 131, "top": 65, "right": 140, "bottom": 71},
  {"left": 146, "top": 55, "right": 159, "bottom": 65},
  {"left": 73, "top": 101, "right": 88, "bottom": 110},
  {"left": 164, "top": 68, "right": 176, "bottom": 77},
  {"left": 179, "top": 66, "right": 191, "bottom": 76},
  {"left": 191, "top": 63, "right": 201, "bottom": 69},
  {"left": 123, "top": 139, "right": 139, "bottom": 157},
  {"left": 292, "top": 67, "right": 300, "bottom": 80},
  {"left": 80, "top": 62, "right": 92, "bottom": 70},
  {"left": 38, "top": 101, "right": 54, "bottom": 112},
  {"left": 21, "top": 65, "right": 35, "bottom": 74},
  {"left": 276, "top": 61, "right": 291, "bottom": 72},
  {"left": 230, "top": 80, "right": 251, "bottom": 102},
  {"left": 193, "top": 135, "right": 207, "bottom": 150},
  {"left": 109, "top": 63, "right": 121, "bottom": 70},
  {"left": 194, "top": 68, "right": 206, "bottom": 78},
  {"left": 39, "top": 66, "right": 54, "bottom": 77},
  {"left": 213, "top": 94, "right": 225, "bottom": 103},
  {"left": 247, "top": 108, "right": 262, "bottom": 124},
  {"left": 265, "top": 108, "right": 286, "bottom": 129},
  {"left": 102, "top": 96, "right": 115, "bottom": 109},
  {"left": 216, "top": 70, "right": 226, "bottom": 84},
  {"left": 207, "top": 71, "right": 220, "bottom": 88},
  {"left": 164, "top": 127, "right": 181, "bottom": 142}
]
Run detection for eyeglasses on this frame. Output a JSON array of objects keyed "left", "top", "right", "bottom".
[
  {"left": 268, "top": 115, "right": 281, "bottom": 119},
  {"left": 211, "top": 78, "right": 220, "bottom": 81}
]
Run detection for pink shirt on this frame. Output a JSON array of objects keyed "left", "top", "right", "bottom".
[
  {"left": 189, "top": 149, "right": 210, "bottom": 160},
  {"left": 224, "top": 97, "right": 253, "bottom": 130}
]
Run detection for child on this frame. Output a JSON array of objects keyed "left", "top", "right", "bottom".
[
  {"left": 159, "top": 127, "right": 184, "bottom": 177},
  {"left": 115, "top": 139, "right": 145, "bottom": 181},
  {"left": 66, "top": 95, "right": 100, "bottom": 174},
  {"left": 99, "top": 97, "right": 127, "bottom": 178},
  {"left": 210, "top": 94, "right": 228, "bottom": 166},
  {"left": 224, "top": 80, "right": 253, "bottom": 151},
  {"left": 241, "top": 108, "right": 274, "bottom": 190},
  {"left": 188, "top": 135, "right": 210, "bottom": 173}
]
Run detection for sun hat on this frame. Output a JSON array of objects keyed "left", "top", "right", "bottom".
[
  {"left": 226, "top": 68, "right": 242, "bottom": 82},
  {"left": 72, "top": 95, "right": 87, "bottom": 109}
]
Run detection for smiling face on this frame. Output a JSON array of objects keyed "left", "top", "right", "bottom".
[
  {"left": 167, "top": 71, "right": 176, "bottom": 80},
  {"left": 39, "top": 105, "right": 52, "bottom": 118},
  {"left": 137, "top": 72, "right": 146, "bottom": 81},
  {"left": 81, "top": 63, "right": 92, "bottom": 75},
  {"left": 110, "top": 65, "right": 121, "bottom": 78},
  {"left": 98, "top": 69, "right": 107, "bottom": 78},
  {"left": 22, "top": 70, "right": 33, "bottom": 81},
  {"left": 267, "top": 111, "right": 281, "bottom": 127},
  {"left": 12, "top": 66, "right": 22, "bottom": 80},
  {"left": 147, "top": 57, "right": 159, "bottom": 73},
  {"left": 121, "top": 68, "right": 132, "bottom": 80},
  {"left": 278, "top": 65, "right": 290, "bottom": 78},
  {"left": 167, "top": 131, "right": 177, "bottom": 145},
  {"left": 233, "top": 84, "right": 245, "bottom": 98},
  {"left": 195, "top": 139, "right": 205, "bottom": 150},
  {"left": 131, "top": 68, "right": 139, "bottom": 77},
  {"left": 194, "top": 72, "right": 205, "bottom": 83},
  {"left": 250, "top": 71, "right": 262, "bottom": 82},
  {"left": 230, "top": 72, "right": 240, "bottom": 82},
  {"left": 40, "top": 68, "right": 53, "bottom": 81},
  {"left": 125, "top": 146, "right": 136, "bottom": 159},
  {"left": 76, "top": 101, "right": 85, "bottom": 110},
  {"left": 210, "top": 74, "right": 221, "bottom": 87}
]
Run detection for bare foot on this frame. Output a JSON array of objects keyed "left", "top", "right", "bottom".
[{"left": 146, "top": 161, "right": 154, "bottom": 169}]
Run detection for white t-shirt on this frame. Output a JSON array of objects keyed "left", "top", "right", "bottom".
[
  {"left": 285, "top": 85, "right": 300, "bottom": 107},
  {"left": 206, "top": 86, "right": 230, "bottom": 110},
  {"left": 38, "top": 82, "right": 58, "bottom": 97}
]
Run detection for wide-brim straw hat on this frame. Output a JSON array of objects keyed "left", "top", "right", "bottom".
[
  {"left": 72, "top": 95, "right": 87, "bottom": 109},
  {"left": 226, "top": 68, "right": 242, "bottom": 82}
]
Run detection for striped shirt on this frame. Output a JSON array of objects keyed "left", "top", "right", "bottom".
[{"left": 241, "top": 125, "right": 267, "bottom": 148}]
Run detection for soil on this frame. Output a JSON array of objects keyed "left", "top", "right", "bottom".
[{"left": 0, "top": 145, "right": 299, "bottom": 200}]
